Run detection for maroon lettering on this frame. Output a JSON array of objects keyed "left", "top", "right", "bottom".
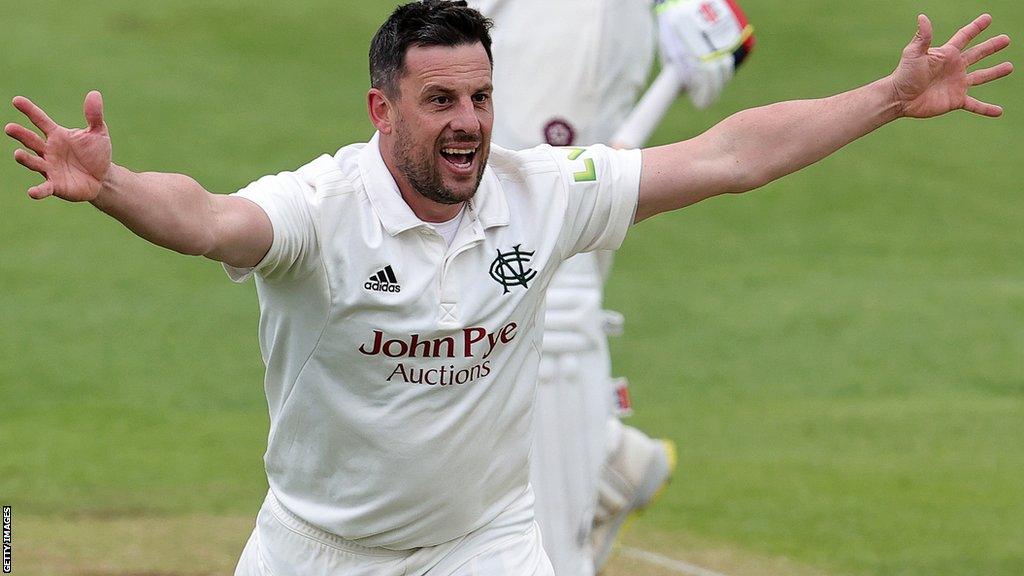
[
  {"left": 407, "top": 366, "right": 423, "bottom": 384},
  {"left": 500, "top": 322, "right": 518, "bottom": 343},
  {"left": 387, "top": 363, "right": 407, "bottom": 381},
  {"left": 383, "top": 361, "right": 492, "bottom": 386},
  {"left": 358, "top": 323, "right": 518, "bottom": 359},
  {"left": 484, "top": 331, "right": 501, "bottom": 359},
  {"left": 463, "top": 327, "right": 487, "bottom": 357},
  {"left": 383, "top": 338, "right": 409, "bottom": 358},
  {"left": 424, "top": 369, "right": 439, "bottom": 385},
  {"left": 409, "top": 334, "right": 431, "bottom": 358},
  {"left": 358, "top": 330, "right": 384, "bottom": 355},
  {"left": 483, "top": 322, "right": 517, "bottom": 359},
  {"left": 432, "top": 336, "right": 455, "bottom": 358}
]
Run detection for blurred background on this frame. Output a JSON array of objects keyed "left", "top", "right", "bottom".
[{"left": 1, "top": 1, "right": 1020, "bottom": 574}]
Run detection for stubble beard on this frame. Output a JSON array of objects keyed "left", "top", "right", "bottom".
[{"left": 394, "top": 123, "right": 488, "bottom": 206}]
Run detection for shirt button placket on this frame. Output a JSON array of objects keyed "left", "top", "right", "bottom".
[
  {"left": 436, "top": 217, "right": 483, "bottom": 328},
  {"left": 438, "top": 260, "right": 459, "bottom": 327}
]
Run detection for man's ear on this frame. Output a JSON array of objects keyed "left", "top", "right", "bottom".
[{"left": 368, "top": 88, "right": 396, "bottom": 135}]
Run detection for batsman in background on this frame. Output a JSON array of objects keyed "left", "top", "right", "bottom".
[{"left": 467, "top": 0, "right": 755, "bottom": 573}]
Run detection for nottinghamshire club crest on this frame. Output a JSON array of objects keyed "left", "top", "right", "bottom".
[{"left": 490, "top": 244, "right": 537, "bottom": 294}]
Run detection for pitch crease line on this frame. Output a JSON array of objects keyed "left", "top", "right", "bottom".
[{"left": 620, "top": 546, "right": 732, "bottom": 576}]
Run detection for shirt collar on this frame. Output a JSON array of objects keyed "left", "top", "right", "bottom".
[{"left": 358, "top": 132, "right": 509, "bottom": 236}]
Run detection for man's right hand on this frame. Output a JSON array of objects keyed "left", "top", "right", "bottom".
[
  {"left": 6, "top": 90, "right": 112, "bottom": 201},
  {"left": 5, "top": 90, "right": 273, "bottom": 268}
]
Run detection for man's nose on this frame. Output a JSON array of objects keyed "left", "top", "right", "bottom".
[{"left": 449, "top": 97, "right": 481, "bottom": 134}]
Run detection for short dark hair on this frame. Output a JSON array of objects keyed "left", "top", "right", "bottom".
[{"left": 369, "top": 0, "right": 494, "bottom": 97}]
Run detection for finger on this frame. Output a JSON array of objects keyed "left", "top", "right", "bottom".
[
  {"left": 947, "top": 13, "right": 992, "bottom": 51},
  {"left": 906, "top": 14, "right": 933, "bottom": 57},
  {"left": 14, "top": 148, "right": 47, "bottom": 174},
  {"left": 27, "top": 181, "right": 54, "bottom": 200},
  {"left": 968, "top": 61, "right": 1014, "bottom": 86},
  {"left": 12, "top": 96, "right": 59, "bottom": 135},
  {"left": 84, "top": 90, "right": 104, "bottom": 131},
  {"left": 963, "top": 34, "right": 1011, "bottom": 66},
  {"left": 4, "top": 123, "right": 46, "bottom": 155},
  {"left": 962, "top": 96, "right": 1003, "bottom": 117}
]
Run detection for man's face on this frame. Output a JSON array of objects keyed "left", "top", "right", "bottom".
[{"left": 388, "top": 43, "right": 493, "bottom": 206}]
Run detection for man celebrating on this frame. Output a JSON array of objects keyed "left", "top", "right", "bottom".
[{"left": 5, "top": 1, "right": 1011, "bottom": 575}]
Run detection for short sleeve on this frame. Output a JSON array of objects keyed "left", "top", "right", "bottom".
[
  {"left": 550, "top": 144, "right": 641, "bottom": 258},
  {"left": 222, "top": 171, "right": 317, "bottom": 283}
]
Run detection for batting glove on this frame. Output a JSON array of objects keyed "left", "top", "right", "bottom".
[{"left": 655, "top": 0, "right": 756, "bottom": 109}]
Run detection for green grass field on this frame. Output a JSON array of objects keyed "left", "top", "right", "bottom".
[{"left": 1, "top": 1, "right": 1021, "bottom": 574}]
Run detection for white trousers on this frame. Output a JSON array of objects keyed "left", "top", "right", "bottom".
[
  {"left": 531, "top": 347, "right": 612, "bottom": 576},
  {"left": 235, "top": 489, "right": 554, "bottom": 576}
]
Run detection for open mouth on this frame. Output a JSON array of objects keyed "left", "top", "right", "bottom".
[{"left": 440, "top": 146, "right": 478, "bottom": 173}]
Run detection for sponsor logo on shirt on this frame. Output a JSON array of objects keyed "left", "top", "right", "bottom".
[
  {"left": 365, "top": 265, "right": 401, "bottom": 293},
  {"left": 490, "top": 245, "right": 536, "bottom": 294},
  {"left": 357, "top": 323, "right": 518, "bottom": 386}
]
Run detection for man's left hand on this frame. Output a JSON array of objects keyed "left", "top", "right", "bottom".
[{"left": 891, "top": 14, "right": 1012, "bottom": 118}]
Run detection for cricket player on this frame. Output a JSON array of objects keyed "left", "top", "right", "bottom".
[
  {"left": 467, "top": 0, "right": 754, "bottom": 573},
  {"left": 6, "top": 1, "right": 1011, "bottom": 575}
]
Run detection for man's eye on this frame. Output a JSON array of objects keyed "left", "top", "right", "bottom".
[
  {"left": 432, "top": 96, "right": 451, "bottom": 105},
  {"left": 473, "top": 93, "right": 490, "bottom": 103}
]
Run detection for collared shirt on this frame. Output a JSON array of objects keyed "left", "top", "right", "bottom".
[{"left": 225, "top": 132, "right": 641, "bottom": 549}]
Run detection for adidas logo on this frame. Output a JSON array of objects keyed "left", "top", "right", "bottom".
[{"left": 364, "top": 265, "right": 402, "bottom": 293}]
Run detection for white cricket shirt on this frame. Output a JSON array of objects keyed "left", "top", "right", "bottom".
[{"left": 225, "top": 133, "right": 640, "bottom": 550}]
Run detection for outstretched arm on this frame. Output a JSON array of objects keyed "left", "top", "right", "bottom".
[
  {"left": 5, "top": 91, "right": 272, "bottom": 268},
  {"left": 635, "top": 14, "right": 1012, "bottom": 222}
]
